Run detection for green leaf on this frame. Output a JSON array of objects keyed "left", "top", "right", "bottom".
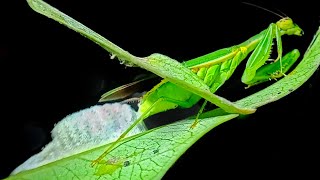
[{"left": 7, "top": 114, "right": 238, "bottom": 180}]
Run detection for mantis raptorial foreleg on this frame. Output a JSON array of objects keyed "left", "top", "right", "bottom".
[
  {"left": 244, "top": 49, "right": 300, "bottom": 87},
  {"left": 241, "top": 23, "right": 282, "bottom": 83}
]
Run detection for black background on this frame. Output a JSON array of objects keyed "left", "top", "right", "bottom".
[{"left": 1, "top": 0, "right": 319, "bottom": 179}]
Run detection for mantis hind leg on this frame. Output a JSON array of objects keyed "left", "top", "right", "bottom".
[
  {"left": 91, "top": 97, "right": 167, "bottom": 166},
  {"left": 190, "top": 100, "right": 208, "bottom": 129}
]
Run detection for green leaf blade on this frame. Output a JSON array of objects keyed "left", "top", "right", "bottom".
[{"left": 8, "top": 114, "right": 238, "bottom": 180}]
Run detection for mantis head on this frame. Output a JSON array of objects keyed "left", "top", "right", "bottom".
[{"left": 276, "top": 17, "right": 304, "bottom": 36}]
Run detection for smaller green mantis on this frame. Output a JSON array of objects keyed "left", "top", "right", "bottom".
[
  {"left": 26, "top": 0, "right": 303, "bottom": 167},
  {"left": 95, "top": 19, "right": 302, "bottom": 165}
]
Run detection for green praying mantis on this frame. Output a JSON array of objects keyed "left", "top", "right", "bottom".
[{"left": 27, "top": 0, "right": 303, "bottom": 167}]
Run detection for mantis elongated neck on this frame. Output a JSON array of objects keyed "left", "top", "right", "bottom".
[{"left": 183, "top": 29, "right": 267, "bottom": 69}]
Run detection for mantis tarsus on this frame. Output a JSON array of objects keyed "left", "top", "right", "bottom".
[{"left": 26, "top": 0, "right": 303, "bottom": 167}]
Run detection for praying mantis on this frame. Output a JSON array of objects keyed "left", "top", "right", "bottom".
[{"left": 27, "top": 0, "right": 303, "bottom": 167}]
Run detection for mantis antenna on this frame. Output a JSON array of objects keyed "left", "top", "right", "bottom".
[{"left": 242, "top": 2, "right": 285, "bottom": 18}]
